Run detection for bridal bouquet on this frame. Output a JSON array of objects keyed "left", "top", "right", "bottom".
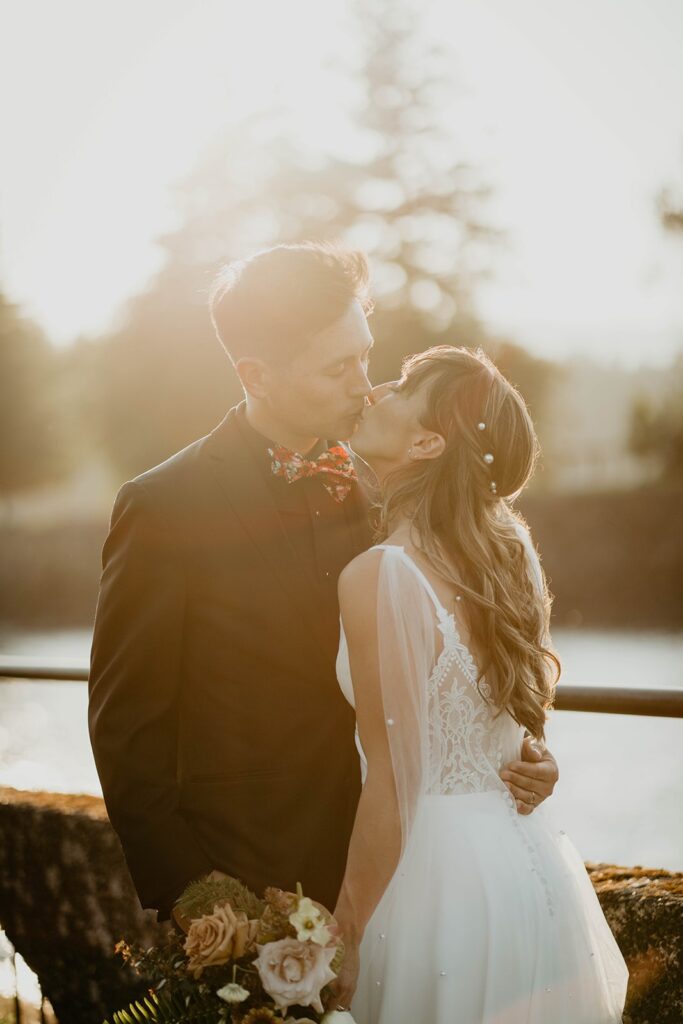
[{"left": 105, "top": 871, "right": 357, "bottom": 1024}]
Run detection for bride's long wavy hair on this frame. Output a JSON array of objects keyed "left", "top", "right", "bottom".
[{"left": 377, "top": 345, "right": 559, "bottom": 739}]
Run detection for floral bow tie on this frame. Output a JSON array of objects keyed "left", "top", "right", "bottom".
[{"left": 268, "top": 443, "right": 358, "bottom": 503}]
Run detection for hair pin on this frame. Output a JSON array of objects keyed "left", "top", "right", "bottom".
[
  {"left": 477, "top": 422, "right": 486, "bottom": 431},
  {"left": 483, "top": 453, "right": 494, "bottom": 464}
]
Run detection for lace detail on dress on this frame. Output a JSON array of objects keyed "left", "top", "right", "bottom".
[
  {"left": 424, "top": 597, "right": 557, "bottom": 915},
  {"left": 427, "top": 613, "right": 506, "bottom": 795},
  {"left": 412, "top": 557, "right": 556, "bottom": 916},
  {"left": 368, "top": 543, "right": 521, "bottom": 799}
]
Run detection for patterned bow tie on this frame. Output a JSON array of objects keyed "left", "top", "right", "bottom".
[{"left": 268, "top": 443, "right": 358, "bottom": 503}]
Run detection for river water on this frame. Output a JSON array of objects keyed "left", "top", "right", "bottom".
[{"left": 0, "top": 626, "right": 681, "bottom": 871}]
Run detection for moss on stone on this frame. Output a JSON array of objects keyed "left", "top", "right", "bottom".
[{"left": 586, "top": 862, "right": 683, "bottom": 1023}]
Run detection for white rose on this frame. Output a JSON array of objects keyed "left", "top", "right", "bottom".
[{"left": 255, "top": 936, "right": 337, "bottom": 1014}]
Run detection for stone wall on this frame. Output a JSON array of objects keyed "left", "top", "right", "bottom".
[
  {"left": 587, "top": 863, "right": 683, "bottom": 1024},
  {"left": 0, "top": 787, "right": 170, "bottom": 1024},
  {"left": 0, "top": 787, "right": 681, "bottom": 1023}
]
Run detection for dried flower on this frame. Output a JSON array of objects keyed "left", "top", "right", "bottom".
[
  {"left": 241, "top": 1008, "right": 285, "bottom": 1024},
  {"left": 216, "top": 981, "right": 250, "bottom": 1004},
  {"left": 264, "top": 887, "right": 297, "bottom": 916}
]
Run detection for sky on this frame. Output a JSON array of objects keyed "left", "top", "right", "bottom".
[{"left": 1, "top": 0, "right": 682, "bottom": 367}]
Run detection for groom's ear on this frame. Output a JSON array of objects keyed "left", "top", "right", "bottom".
[{"left": 235, "top": 357, "right": 271, "bottom": 399}]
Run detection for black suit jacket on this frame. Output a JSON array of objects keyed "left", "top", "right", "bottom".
[{"left": 88, "top": 404, "right": 373, "bottom": 919}]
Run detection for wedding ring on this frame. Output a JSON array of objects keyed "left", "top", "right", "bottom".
[{"left": 530, "top": 791, "right": 536, "bottom": 804}]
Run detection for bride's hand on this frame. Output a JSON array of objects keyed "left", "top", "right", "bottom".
[
  {"left": 325, "top": 939, "right": 360, "bottom": 1013},
  {"left": 500, "top": 736, "right": 559, "bottom": 815}
]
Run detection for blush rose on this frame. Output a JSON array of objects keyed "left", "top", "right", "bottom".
[{"left": 255, "top": 936, "right": 337, "bottom": 1013}]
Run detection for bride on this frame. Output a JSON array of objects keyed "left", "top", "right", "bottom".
[{"left": 329, "top": 346, "right": 628, "bottom": 1022}]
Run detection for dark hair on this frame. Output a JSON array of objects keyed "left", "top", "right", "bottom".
[{"left": 209, "top": 241, "right": 373, "bottom": 363}]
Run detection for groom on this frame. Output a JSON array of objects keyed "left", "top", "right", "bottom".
[{"left": 88, "top": 242, "right": 558, "bottom": 923}]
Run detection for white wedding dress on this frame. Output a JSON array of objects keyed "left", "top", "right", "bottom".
[{"left": 336, "top": 538, "right": 628, "bottom": 1024}]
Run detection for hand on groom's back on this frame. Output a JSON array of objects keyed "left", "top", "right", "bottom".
[{"left": 499, "top": 736, "right": 559, "bottom": 815}]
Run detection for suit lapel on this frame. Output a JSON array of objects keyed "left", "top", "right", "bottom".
[
  {"left": 347, "top": 477, "right": 374, "bottom": 556},
  {"left": 204, "top": 405, "right": 331, "bottom": 666}
]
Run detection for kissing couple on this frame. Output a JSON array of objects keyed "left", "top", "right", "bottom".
[{"left": 89, "top": 242, "right": 627, "bottom": 1022}]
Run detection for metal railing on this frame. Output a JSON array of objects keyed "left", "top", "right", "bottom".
[
  {"left": 0, "top": 656, "right": 89, "bottom": 682},
  {"left": 1, "top": 656, "right": 682, "bottom": 718}
]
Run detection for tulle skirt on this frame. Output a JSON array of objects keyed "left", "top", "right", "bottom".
[{"left": 351, "top": 790, "right": 628, "bottom": 1024}]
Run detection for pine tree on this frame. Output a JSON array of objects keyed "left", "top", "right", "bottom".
[
  {"left": 0, "top": 291, "right": 67, "bottom": 498},
  {"left": 93, "top": 0, "right": 550, "bottom": 478}
]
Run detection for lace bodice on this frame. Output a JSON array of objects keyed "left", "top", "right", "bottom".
[{"left": 336, "top": 544, "right": 524, "bottom": 795}]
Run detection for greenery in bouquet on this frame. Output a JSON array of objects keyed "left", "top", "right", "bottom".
[{"left": 105, "top": 871, "right": 356, "bottom": 1024}]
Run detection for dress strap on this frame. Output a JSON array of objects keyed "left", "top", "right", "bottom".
[{"left": 373, "top": 544, "right": 451, "bottom": 623}]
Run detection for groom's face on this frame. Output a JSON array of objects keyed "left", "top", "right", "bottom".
[{"left": 264, "top": 300, "right": 374, "bottom": 441}]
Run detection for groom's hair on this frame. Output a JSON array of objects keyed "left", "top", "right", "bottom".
[{"left": 209, "top": 241, "right": 372, "bottom": 363}]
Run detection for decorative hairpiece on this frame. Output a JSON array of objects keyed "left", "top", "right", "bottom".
[{"left": 477, "top": 413, "right": 498, "bottom": 497}]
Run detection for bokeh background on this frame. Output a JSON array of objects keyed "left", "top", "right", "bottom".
[{"left": 1, "top": 0, "right": 682, "bottom": 920}]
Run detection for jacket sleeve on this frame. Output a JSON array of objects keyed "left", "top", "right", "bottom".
[{"left": 88, "top": 479, "right": 214, "bottom": 917}]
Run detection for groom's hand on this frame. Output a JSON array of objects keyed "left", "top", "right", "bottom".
[{"left": 500, "top": 736, "right": 558, "bottom": 815}]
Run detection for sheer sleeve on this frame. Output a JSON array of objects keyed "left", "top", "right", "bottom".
[{"left": 334, "top": 546, "right": 438, "bottom": 941}]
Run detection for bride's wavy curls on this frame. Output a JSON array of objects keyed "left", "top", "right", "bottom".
[{"left": 378, "top": 346, "right": 560, "bottom": 739}]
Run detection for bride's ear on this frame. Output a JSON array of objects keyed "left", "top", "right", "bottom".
[{"left": 410, "top": 431, "right": 446, "bottom": 461}]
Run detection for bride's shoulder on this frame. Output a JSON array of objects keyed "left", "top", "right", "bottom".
[
  {"left": 338, "top": 539, "right": 410, "bottom": 616},
  {"left": 339, "top": 529, "right": 407, "bottom": 585},
  {"left": 337, "top": 551, "right": 385, "bottom": 638},
  {"left": 338, "top": 546, "right": 385, "bottom": 596}
]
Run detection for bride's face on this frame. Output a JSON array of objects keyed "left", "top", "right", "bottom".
[{"left": 351, "top": 376, "right": 444, "bottom": 473}]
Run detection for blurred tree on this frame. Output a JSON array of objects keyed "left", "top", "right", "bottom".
[
  {"left": 658, "top": 175, "right": 683, "bottom": 232},
  {"left": 629, "top": 358, "right": 683, "bottom": 483},
  {"left": 93, "top": 0, "right": 555, "bottom": 479},
  {"left": 634, "top": 167, "right": 683, "bottom": 482},
  {"left": 0, "top": 291, "right": 68, "bottom": 499}
]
